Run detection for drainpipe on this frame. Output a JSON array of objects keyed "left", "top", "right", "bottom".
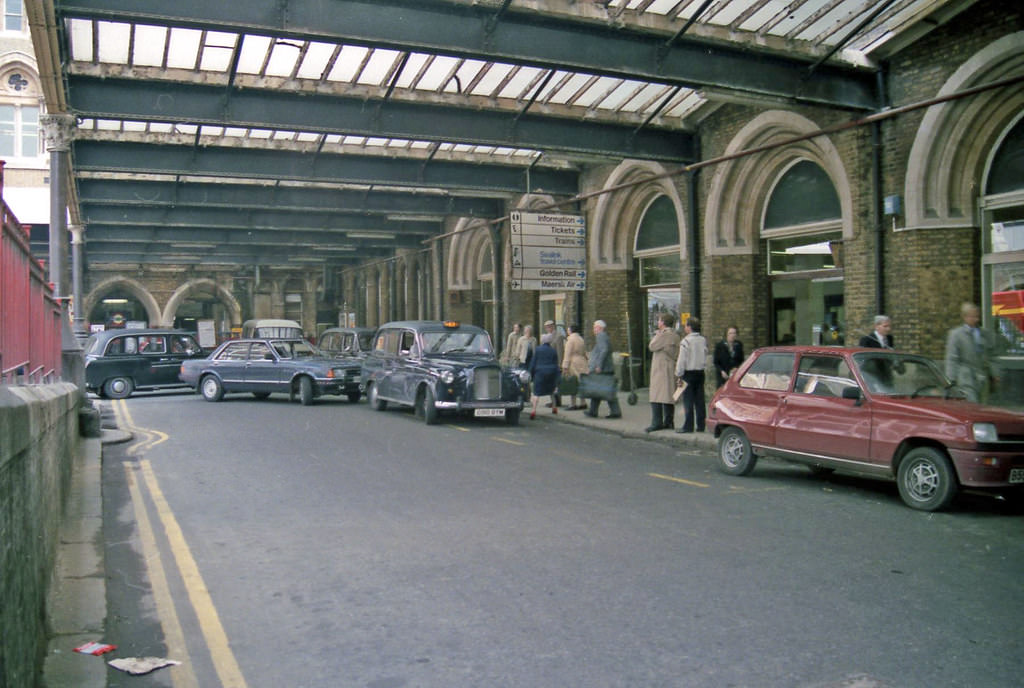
[
  {"left": 873, "top": 67, "right": 888, "bottom": 315},
  {"left": 687, "top": 167, "right": 701, "bottom": 319}
]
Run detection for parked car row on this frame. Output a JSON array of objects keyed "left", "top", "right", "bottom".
[{"left": 83, "top": 326, "right": 1022, "bottom": 510}]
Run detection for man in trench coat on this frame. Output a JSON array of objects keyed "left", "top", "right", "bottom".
[{"left": 646, "top": 313, "right": 680, "bottom": 432}]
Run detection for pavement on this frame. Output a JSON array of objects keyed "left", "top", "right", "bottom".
[
  {"left": 42, "top": 425, "right": 131, "bottom": 688},
  {"left": 529, "top": 384, "right": 719, "bottom": 453},
  {"left": 40, "top": 387, "right": 712, "bottom": 687}
]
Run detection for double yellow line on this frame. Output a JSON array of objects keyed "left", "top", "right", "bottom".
[{"left": 112, "top": 400, "right": 248, "bottom": 688}]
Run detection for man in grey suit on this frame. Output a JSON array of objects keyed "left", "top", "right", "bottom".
[
  {"left": 584, "top": 319, "right": 622, "bottom": 418},
  {"left": 945, "top": 303, "right": 999, "bottom": 403}
]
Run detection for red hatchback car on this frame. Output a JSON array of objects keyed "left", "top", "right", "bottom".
[{"left": 706, "top": 346, "right": 1024, "bottom": 511}]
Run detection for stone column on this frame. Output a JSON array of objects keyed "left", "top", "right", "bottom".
[
  {"left": 40, "top": 114, "right": 75, "bottom": 298},
  {"left": 69, "top": 225, "right": 86, "bottom": 338}
]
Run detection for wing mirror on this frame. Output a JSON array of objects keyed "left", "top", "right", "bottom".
[{"left": 841, "top": 386, "right": 863, "bottom": 405}]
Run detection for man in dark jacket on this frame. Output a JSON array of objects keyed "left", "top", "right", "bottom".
[
  {"left": 584, "top": 319, "right": 622, "bottom": 419},
  {"left": 858, "top": 315, "right": 893, "bottom": 349}
]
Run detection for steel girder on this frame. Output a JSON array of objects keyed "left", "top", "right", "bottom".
[
  {"left": 80, "top": 205, "right": 439, "bottom": 234},
  {"left": 66, "top": 75, "right": 696, "bottom": 163},
  {"left": 54, "top": 0, "right": 878, "bottom": 110},
  {"left": 84, "top": 226, "right": 424, "bottom": 248},
  {"left": 72, "top": 140, "right": 580, "bottom": 196},
  {"left": 75, "top": 179, "right": 503, "bottom": 218}
]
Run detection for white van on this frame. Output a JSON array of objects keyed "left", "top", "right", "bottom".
[{"left": 241, "top": 319, "right": 304, "bottom": 339}]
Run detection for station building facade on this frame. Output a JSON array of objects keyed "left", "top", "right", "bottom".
[{"left": 5, "top": 0, "right": 1022, "bottom": 402}]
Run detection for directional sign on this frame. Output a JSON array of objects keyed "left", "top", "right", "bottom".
[{"left": 510, "top": 211, "right": 586, "bottom": 291}]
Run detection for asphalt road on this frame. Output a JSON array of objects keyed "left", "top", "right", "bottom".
[{"left": 98, "top": 390, "right": 1023, "bottom": 688}]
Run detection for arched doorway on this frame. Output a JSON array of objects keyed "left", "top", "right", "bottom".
[
  {"left": 635, "top": 195, "right": 682, "bottom": 347},
  {"left": 763, "top": 160, "right": 844, "bottom": 345},
  {"left": 162, "top": 278, "right": 242, "bottom": 340},
  {"left": 83, "top": 277, "right": 161, "bottom": 331}
]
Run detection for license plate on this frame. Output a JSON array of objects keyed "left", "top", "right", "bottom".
[
  {"left": 475, "top": 408, "right": 505, "bottom": 417},
  {"left": 1010, "top": 468, "right": 1024, "bottom": 484}
]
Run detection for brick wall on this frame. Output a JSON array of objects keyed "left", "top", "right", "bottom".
[{"left": 0, "top": 384, "right": 80, "bottom": 688}]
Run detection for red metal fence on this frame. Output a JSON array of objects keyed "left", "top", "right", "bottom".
[{"left": 0, "top": 171, "right": 62, "bottom": 384}]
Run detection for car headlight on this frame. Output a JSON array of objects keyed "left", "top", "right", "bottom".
[
  {"left": 440, "top": 370, "right": 455, "bottom": 384},
  {"left": 517, "top": 369, "right": 531, "bottom": 384},
  {"left": 972, "top": 422, "right": 998, "bottom": 443}
]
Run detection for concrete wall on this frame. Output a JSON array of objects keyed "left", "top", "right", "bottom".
[{"left": 0, "top": 383, "right": 80, "bottom": 687}]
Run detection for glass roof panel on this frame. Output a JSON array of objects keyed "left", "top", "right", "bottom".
[
  {"left": 762, "top": 1, "right": 823, "bottom": 36},
  {"left": 68, "top": 18, "right": 93, "bottom": 62},
  {"left": 357, "top": 48, "right": 402, "bottom": 86},
  {"left": 96, "top": 21, "right": 130, "bottom": 64},
  {"left": 394, "top": 52, "right": 431, "bottom": 88},
  {"left": 264, "top": 40, "right": 302, "bottom": 77},
  {"left": 570, "top": 76, "right": 620, "bottom": 108},
  {"left": 296, "top": 42, "right": 336, "bottom": 80},
  {"left": 199, "top": 33, "right": 236, "bottom": 72},
  {"left": 593, "top": 80, "right": 645, "bottom": 111},
  {"left": 132, "top": 25, "right": 167, "bottom": 67},
  {"left": 468, "top": 62, "right": 514, "bottom": 96},
  {"left": 546, "top": 72, "right": 596, "bottom": 105},
  {"left": 326, "top": 45, "right": 369, "bottom": 82},
  {"left": 794, "top": 0, "right": 865, "bottom": 44},
  {"left": 497, "top": 66, "right": 543, "bottom": 99},
  {"left": 165, "top": 28, "right": 201, "bottom": 70},
  {"left": 644, "top": 0, "right": 681, "bottom": 15},
  {"left": 415, "top": 55, "right": 459, "bottom": 91},
  {"left": 739, "top": 1, "right": 790, "bottom": 33},
  {"left": 237, "top": 34, "right": 272, "bottom": 74},
  {"left": 454, "top": 59, "right": 488, "bottom": 94}
]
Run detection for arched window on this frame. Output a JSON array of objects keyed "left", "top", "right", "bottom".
[
  {"left": 763, "top": 160, "right": 844, "bottom": 345},
  {"left": 982, "top": 116, "right": 1024, "bottom": 363},
  {"left": 634, "top": 195, "right": 680, "bottom": 288}
]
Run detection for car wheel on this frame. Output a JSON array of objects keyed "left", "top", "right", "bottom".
[
  {"left": 718, "top": 427, "right": 757, "bottom": 476},
  {"left": 897, "top": 447, "right": 957, "bottom": 511},
  {"left": 299, "top": 376, "right": 315, "bottom": 406},
  {"left": 419, "top": 386, "right": 439, "bottom": 425},
  {"left": 103, "top": 376, "right": 134, "bottom": 399},
  {"left": 200, "top": 375, "right": 223, "bottom": 402},
  {"left": 347, "top": 390, "right": 361, "bottom": 403},
  {"left": 368, "top": 382, "right": 387, "bottom": 411},
  {"left": 252, "top": 392, "right": 271, "bottom": 400},
  {"left": 505, "top": 408, "right": 520, "bottom": 426}
]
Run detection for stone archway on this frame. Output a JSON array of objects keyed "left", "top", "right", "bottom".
[
  {"left": 83, "top": 276, "right": 161, "bottom": 327},
  {"left": 161, "top": 278, "right": 242, "bottom": 329},
  {"left": 905, "top": 32, "right": 1024, "bottom": 230},
  {"left": 705, "top": 110, "right": 854, "bottom": 255},
  {"left": 589, "top": 161, "right": 686, "bottom": 269}
]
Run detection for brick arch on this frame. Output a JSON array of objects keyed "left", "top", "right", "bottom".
[
  {"left": 589, "top": 161, "right": 686, "bottom": 270},
  {"left": 161, "top": 278, "right": 242, "bottom": 329},
  {"left": 706, "top": 110, "right": 853, "bottom": 255},
  {"left": 83, "top": 276, "right": 161, "bottom": 327},
  {"left": 446, "top": 218, "right": 492, "bottom": 290},
  {"left": 905, "top": 32, "right": 1024, "bottom": 230}
]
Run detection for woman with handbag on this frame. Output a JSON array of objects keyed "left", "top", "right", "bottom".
[
  {"left": 646, "top": 313, "right": 680, "bottom": 432},
  {"left": 561, "top": 323, "right": 589, "bottom": 410},
  {"left": 528, "top": 333, "right": 561, "bottom": 419}
]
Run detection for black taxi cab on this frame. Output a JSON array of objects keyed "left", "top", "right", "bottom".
[
  {"left": 360, "top": 320, "right": 529, "bottom": 425},
  {"left": 84, "top": 328, "right": 204, "bottom": 399}
]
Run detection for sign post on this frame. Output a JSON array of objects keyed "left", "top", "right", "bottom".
[{"left": 509, "top": 211, "right": 586, "bottom": 291}]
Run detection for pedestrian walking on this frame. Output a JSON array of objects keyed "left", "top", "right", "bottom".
[
  {"left": 502, "top": 322, "right": 521, "bottom": 364},
  {"left": 561, "top": 323, "right": 589, "bottom": 410},
  {"left": 528, "top": 333, "right": 561, "bottom": 419},
  {"left": 858, "top": 315, "right": 894, "bottom": 349},
  {"left": 584, "top": 319, "right": 622, "bottom": 419},
  {"left": 646, "top": 313, "right": 680, "bottom": 432},
  {"left": 516, "top": 324, "right": 536, "bottom": 368},
  {"left": 544, "top": 319, "right": 565, "bottom": 407},
  {"left": 945, "top": 303, "right": 999, "bottom": 403},
  {"left": 675, "top": 316, "right": 707, "bottom": 433}
]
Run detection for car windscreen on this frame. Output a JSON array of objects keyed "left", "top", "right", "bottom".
[
  {"left": 420, "top": 330, "right": 493, "bottom": 355},
  {"left": 271, "top": 340, "right": 320, "bottom": 359},
  {"left": 853, "top": 353, "right": 954, "bottom": 397}
]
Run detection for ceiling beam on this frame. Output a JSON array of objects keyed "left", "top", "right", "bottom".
[
  {"left": 54, "top": 0, "right": 878, "bottom": 110},
  {"left": 79, "top": 205, "right": 440, "bottom": 234},
  {"left": 83, "top": 226, "right": 424, "bottom": 247},
  {"left": 66, "top": 74, "right": 696, "bottom": 162},
  {"left": 71, "top": 140, "right": 580, "bottom": 196},
  {"left": 75, "top": 178, "right": 504, "bottom": 218}
]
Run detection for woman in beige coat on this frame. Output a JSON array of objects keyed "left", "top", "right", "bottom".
[
  {"left": 561, "top": 323, "right": 589, "bottom": 409},
  {"left": 646, "top": 313, "right": 681, "bottom": 432}
]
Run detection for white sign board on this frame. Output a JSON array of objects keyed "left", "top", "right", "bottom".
[
  {"left": 196, "top": 320, "right": 217, "bottom": 349},
  {"left": 509, "top": 211, "right": 586, "bottom": 291}
]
